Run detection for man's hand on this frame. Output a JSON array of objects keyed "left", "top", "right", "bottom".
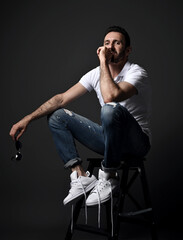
[
  {"left": 97, "top": 46, "right": 113, "bottom": 63},
  {"left": 9, "top": 116, "right": 31, "bottom": 141},
  {"left": 9, "top": 83, "right": 88, "bottom": 141}
]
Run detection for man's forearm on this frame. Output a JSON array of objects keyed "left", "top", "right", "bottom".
[
  {"left": 100, "top": 61, "right": 120, "bottom": 103},
  {"left": 27, "top": 94, "right": 63, "bottom": 123},
  {"left": 10, "top": 82, "right": 86, "bottom": 140}
]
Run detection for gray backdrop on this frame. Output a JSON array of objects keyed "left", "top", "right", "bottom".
[{"left": 1, "top": 0, "right": 183, "bottom": 239}]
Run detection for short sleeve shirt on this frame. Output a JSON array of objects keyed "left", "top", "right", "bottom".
[{"left": 79, "top": 61, "right": 152, "bottom": 141}]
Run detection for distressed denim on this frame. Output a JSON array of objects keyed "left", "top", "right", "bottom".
[{"left": 47, "top": 103, "right": 150, "bottom": 170}]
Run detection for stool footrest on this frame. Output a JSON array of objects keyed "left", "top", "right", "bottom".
[{"left": 119, "top": 207, "right": 152, "bottom": 217}]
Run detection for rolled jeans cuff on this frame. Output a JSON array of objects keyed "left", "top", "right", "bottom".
[
  {"left": 64, "top": 157, "right": 82, "bottom": 169},
  {"left": 101, "top": 160, "right": 121, "bottom": 173}
]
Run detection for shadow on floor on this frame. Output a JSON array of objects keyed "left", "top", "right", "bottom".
[{"left": 1, "top": 223, "right": 183, "bottom": 240}]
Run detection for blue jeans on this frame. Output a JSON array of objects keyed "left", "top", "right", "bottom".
[{"left": 47, "top": 103, "right": 150, "bottom": 171}]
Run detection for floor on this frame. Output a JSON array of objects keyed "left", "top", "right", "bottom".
[{"left": 1, "top": 224, "right": 183, "bottom": 240}]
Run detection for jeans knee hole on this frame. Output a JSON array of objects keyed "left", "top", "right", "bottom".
[
  {"left": 106, "top": 102, "right": 117, "bottom": 108},
  {"left": 63, "top": 109, "right": 73, "bottom": 116}
]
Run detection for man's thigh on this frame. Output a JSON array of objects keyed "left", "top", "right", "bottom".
[
  {"left": 123, "top": 111, "right": 150, "bottom": 157},
  {"left": 62, "top": 108, "right": 105, "bottom": 155}
]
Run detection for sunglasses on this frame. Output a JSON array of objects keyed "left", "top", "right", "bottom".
[{"left": 11, "top": 140, "right": 22, "bottom": 161}]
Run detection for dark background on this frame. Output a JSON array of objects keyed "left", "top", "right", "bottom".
[{"left": 1, "top": 0, "right": 183, "bottom": 239}]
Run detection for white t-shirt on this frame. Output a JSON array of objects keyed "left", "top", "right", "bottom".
[{"left": 79, "top": 61, "right": 152, "bottom": 141}]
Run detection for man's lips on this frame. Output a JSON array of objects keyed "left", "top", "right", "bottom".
[{"left": 111, "top": 51, "right": 117, "bottom": 54}]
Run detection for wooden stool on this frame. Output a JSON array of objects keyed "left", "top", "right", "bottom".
[{"left": 65, "top": 157, "right": 157, "bottom": 240}]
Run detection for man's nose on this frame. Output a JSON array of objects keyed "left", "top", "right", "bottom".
[{"left": 107, "top": 43, "right": 115, "bottom": 50}]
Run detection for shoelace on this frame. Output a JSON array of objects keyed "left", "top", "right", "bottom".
[
  {"left": 70, "top": 174, "right": 114, "bottom": 237},
  {"left": 70, "top": 174, "right": 89, "bottom": 232},
  {"left": 92, "top": 179, "right": 114, "bottom": 237}
]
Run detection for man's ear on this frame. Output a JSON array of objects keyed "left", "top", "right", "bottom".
[{"left": 125, "top": 46, "right": 132, "bottom": 57}]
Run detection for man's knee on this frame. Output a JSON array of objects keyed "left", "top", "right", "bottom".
[
  {"left": 101, "top": 103, "right": 118, "bottom": 125},
  {"left": 101, "top": 103, "right": 127, "bottom": 126},
  {"left": 47, "top": 108, "right": 65, "bottom": 127}
]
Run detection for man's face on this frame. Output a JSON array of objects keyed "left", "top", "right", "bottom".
[{"left": 103, "top": 31, "right": 129, "bottom": 63}]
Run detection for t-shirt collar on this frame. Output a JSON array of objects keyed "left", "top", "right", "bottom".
[{"left": 114, "top": 61, "right": 130, "bottom": 81}]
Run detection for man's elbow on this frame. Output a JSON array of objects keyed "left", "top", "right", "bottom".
[
  {"left": 103, "top": 94, "right": 117, "bottom": 104},
  {"left": 103, "top": 91, "right": 127, "bottom": 103},
  {"left": 54, "top": 94, "right": 64, "bottom": 107}
]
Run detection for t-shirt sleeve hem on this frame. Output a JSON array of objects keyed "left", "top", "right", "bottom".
[{"left": 79, "top": 79, "right": 93, "bottom": 92}]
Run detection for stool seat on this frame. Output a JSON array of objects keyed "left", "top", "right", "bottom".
[{"left": 65, "top": 157, "right": 157, "bottom": 240}]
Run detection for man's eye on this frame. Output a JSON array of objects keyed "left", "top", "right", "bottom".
[
  {"left": 116, "top": 41, "right": 121, "bottom": 45},
  {"left": 105, "top": 42, "right": 109, "bottom": 45}
]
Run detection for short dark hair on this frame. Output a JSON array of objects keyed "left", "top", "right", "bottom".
[{"left": 104, "top": 26, "right": 131, "bottom": 48}]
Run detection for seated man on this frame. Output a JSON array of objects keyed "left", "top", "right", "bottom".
[{"left": 9, "top": 26, "right": 151, "bottom": 206}]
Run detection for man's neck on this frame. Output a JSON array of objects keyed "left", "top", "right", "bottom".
[{"left": 108, "top": 59, "right": 127, "bottom": 79}]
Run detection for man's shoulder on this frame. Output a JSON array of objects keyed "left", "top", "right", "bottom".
[
  {"left": 127, "top": 62, "right": 146, "bottom": 71},
  {"left": 81, "top": 66, "right": 100, "bottom": 81},
  {"left": 126, "top": 62, "right": 147, "bottom": 77},
  {"left": 80, "top": 66, "right": 100, "bottom": 82},
  {"left": 86, "top": 66, "right": 100, "bottom": 75},
  {"left": 79, "top": 66, "right": 100, "bottom": 91}
]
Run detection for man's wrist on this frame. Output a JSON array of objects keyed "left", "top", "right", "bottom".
[
  {"left": 24, "top": 114, "right": 33, "bottom": 123},
  {"left": 100, "top": 58, "right": 108, "bottom": 67}
]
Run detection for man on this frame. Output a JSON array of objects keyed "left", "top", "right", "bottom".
[{"left": 9, "top": 26, "right": 151, "bottom": 206}]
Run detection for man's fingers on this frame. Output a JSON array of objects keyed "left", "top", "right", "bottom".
[
  {"left": 16, "top": 131, "right": 23, "bottom": 141},
  {"left": 10, "top": 134, "right": 15, "bottom": 141},
  {"left": 97, "top": 47, "right": 102, "bottom": 55},
  {"left": 9, "top": 126, "right": 16, "bottom": 141},
  {"left": 97, "top": 46, "right": 105, "bottom": 55},
  {"left": 9, "top": 124, "right": 24, "bottom": 141}
]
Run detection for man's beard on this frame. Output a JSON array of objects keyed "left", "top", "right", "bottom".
[{"left": 111, "top": 49, "right": 126, "bottom": 63}]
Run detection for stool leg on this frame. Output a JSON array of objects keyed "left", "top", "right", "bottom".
[
  {"left": 105, "top": 200, "right": 112, "bottom": 229},
  {"left": 113, "top": 164, "right": 129, "bottom": 239},
  {"left": 139, "top": 162, "right": 152, "bottom": 208},
  {"left": 139, "top": 162, "right": 158, "bottom": 240},
  {"left": 105, "top": 200, "right": 113, "bottom": 240},
  {"left": 65, "top": 197, "right": 84, "bottom": 240}
]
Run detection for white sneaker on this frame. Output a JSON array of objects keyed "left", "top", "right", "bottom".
[
  {"left": 63, "top": 171, "right": 97, "bottom": 205},
  {"left": 86, "top": 169, "right": 119, "bottom": 206}
]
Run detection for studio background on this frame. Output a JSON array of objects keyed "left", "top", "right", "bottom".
[{"left": 1, "top": 0, "right": 183, "bottom": 239}]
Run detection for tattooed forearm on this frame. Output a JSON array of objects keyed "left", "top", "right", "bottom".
[{"left": 28, "top": 94, "right": 63, "bottom": 122}]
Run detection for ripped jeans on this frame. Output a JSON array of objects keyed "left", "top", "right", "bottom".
[{"left": 47, "top": 103, "right": 150, "bottom": 171}]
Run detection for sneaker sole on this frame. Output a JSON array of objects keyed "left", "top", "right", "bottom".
[
  {"left": 86, "top": 185, "right": 120, "bottom": 206},
  {"left": 63, "top": 179, "right": 97, "bottom": 205},
  {"left": 86, "top": 195, "right": 111, "bottom": 206}
]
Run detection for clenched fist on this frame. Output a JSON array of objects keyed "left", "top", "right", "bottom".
[{"left": 97, "top": 46, "right": 115, "bottom": 63}]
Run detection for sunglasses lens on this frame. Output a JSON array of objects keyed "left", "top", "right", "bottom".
[
  {"left": 15, "top": 152, "right": 22, "bottom": 161},
  {"left": 11, "top": 141, "right": 23, "bottom": 161}
]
